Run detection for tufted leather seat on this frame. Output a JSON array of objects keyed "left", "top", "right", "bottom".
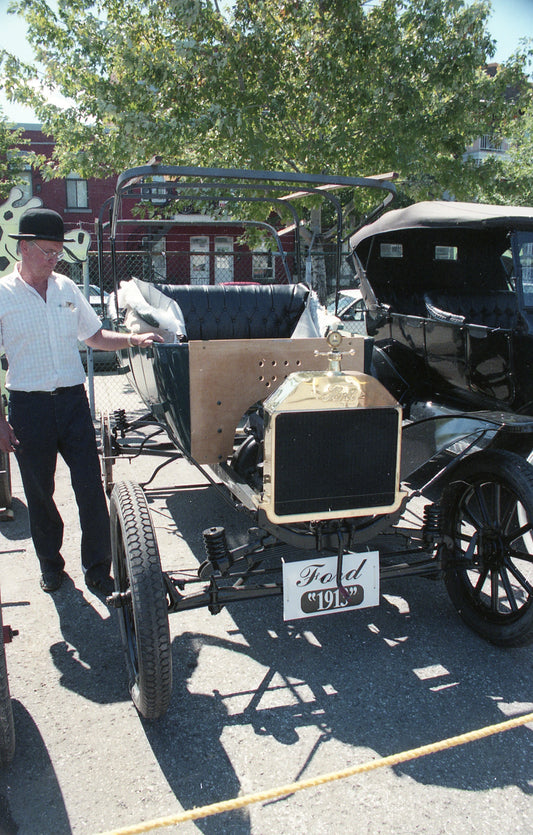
[
  {"left": 375, "top": 286, "right": 427, "bottom": 317},
  {"left": 155, "top": 283, "right": 309, "bottom": 340},
  {"left": 424, "top": 292, "right": 518, "bottom": 329}
]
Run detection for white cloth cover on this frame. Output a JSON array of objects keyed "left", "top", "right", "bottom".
[
  {"left": 111, "top": 277, "right": 187, "bottom": 342},
  {"left": 291, "top": 289, "right": 341, "bottom": 337}
]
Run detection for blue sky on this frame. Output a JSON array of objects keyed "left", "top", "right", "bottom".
[
  {"left": 0, "top": 0, "right": 532, "bottom": 122},
  {"left": 489, "top": 0, "right": 533, "bottom": 63}
]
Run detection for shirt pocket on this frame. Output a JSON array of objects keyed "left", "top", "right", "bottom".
[{"left": 52, "top": 302, "right": 80, "bottom": 349}]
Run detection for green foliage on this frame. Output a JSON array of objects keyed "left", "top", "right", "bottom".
[
  {"left": 497, "top": 98, "right": 533, "bottom": 205},
  {"left": 0, "top": 111, "right": 29, "bottom": 199},
  {"left": 1, "top": 0, "right": 532, "bottom": 206}
]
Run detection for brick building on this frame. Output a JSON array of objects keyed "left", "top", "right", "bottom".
[{"left": 6, "top": 125, "right": 295, "bottom": 288}]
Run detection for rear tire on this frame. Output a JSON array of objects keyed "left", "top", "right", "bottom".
[
  {"left": 440, "top": 449, "right": 533, "bottom": 647},
  {"left": 110, "top": 481, "right": 172, "bottom": 719},
  {"left": 0, "top": 392, "right": 12, "bottom": 517},
  {"left": 0, "top": 602, "right": 15, "bottom": 765},
  {"left": 0, "top": 452, "right": 11, "bottom": 516}
]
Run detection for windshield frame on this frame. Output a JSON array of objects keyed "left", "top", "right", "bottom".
[{"left": 513, "top": 231, "right": 533, "bottom": 310}]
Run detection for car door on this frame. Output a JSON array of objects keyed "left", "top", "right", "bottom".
[
  {"left": 424, "top": 318, "right": 468, "bottom": 397},
  {"left": 466, "top": 325, "right": 514, "bottom": 407},
  {"left": 424, "top": 318, "right": 513, "bottom": 408}
]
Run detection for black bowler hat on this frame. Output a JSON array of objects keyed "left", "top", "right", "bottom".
[{"left": 9, "top": 207, "right": 74, "bottom": 242}]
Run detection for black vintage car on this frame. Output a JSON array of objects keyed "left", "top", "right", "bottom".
[{"left": 349, "top": 201, "right": 533, "bottom": 416}]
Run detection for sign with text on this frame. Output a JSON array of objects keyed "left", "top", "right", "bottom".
[{"left": 282, "top": 552, "right": 380, "bottom": 621}]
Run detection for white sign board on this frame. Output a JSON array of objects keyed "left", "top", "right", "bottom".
[{"left": 282, "top": 551, "right": 380, "bottom": 621}]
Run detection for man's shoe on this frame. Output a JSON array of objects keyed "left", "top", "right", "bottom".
[
  {"left": 40, "top": 570, "right": 64, "bottom": 593},
  {"left": 85, "top": 575, "right": 115, "bottom": 597}
]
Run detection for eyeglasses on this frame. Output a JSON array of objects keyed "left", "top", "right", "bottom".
[{"left": 32, "top": 242, "right": 64, "bottom": 260}]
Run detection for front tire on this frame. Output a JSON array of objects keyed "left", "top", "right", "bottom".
[
  {"left": 100, "top": 411, "right": 114, "bottom": 496},
  {"left": 110, "top": 480, "right": 172, "bottom": 719},
  {"left": 441, "top": 449, "right": 533, "bottom": 647}
]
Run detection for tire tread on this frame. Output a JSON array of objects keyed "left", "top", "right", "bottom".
[{"left": 110, "top": 481, "right": 172, "bottom": 719}]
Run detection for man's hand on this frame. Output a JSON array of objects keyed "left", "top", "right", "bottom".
[
  {"left": 129, "top": 332, "right": 165, "bottom": 348},
  {"left": 0, "top": 419, "right": 18, "bottom": 454},
  {"left": 85, "top": 329, "right": 165, "bottom": 351}
]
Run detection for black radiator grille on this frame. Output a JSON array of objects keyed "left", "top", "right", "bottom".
[{"left": 273, "top": 408, "right": 399, "bottom": 517}]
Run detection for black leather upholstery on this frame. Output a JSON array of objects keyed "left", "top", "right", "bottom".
[
  {"left": 155, "top": 283, "right": 309, "bottom": 340},
  {"left": 376, "top": 287, "right": 427, "bottom": 316},
  {"left": 424, "top": 292, "right": 518, "bottom": 329}
]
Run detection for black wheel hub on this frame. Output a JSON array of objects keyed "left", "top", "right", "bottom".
[{"left": 478, "top": 527, "right": 506, "bottom": 570}]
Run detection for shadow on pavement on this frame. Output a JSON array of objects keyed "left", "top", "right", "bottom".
[
  {"left": 137, "top": 479, "right": 533, "bottom": 824},
  {"left": 0, "top": 699, "right": 71, "bottom": 834},
  {"left": 143, "top": 657, "right": 251, "bottom": 835},
  {"left": 0, "top": 499, "right": 28, "bottom": 545},
  {"left": 49, "top": 575, "right": 127, "bottom": 706}
]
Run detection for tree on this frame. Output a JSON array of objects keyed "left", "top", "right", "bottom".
[
  {"left": 1, "top": 0, "right": 530, "bottom": 205},
  {"left": 0, "top": 110, "right": 29, "bottom": 199},
  {"left": 498, "top": 98, "right": 533, "bottom": 205}
]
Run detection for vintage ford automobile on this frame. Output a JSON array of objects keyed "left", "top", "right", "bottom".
[
  {"left": 99, "top": 170, "right": 533, "bottom": 720},
  {"left": 349, "top": 201, "right": 533, "bottom": 416}
]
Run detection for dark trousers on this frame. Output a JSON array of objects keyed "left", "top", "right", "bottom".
[{"left": 8, "top": 385, "right": 111, "bottom": 580}]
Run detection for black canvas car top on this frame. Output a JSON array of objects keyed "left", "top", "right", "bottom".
[{"left": 350, "top": 201, "right": 533, "bottom": 247}]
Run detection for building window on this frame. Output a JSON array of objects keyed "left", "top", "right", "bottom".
[
  {"left": 141, "top": 175, "right": 167, "bottom": 204},
  {"left": 66, "top": 174, "right": 88, "bottom": 209},
  {"left": 480, "top": 135, "right": 504, "bottom": 152},
  {"left": 214, "top": 237, "right": 233, "bottom": 284},
  {"left": 13, "top": 169, "right": 32, "bottom": 205},
  {"left": 252, "top": 252, "right": 273, "bottom": 281},
  {"left": 5, "top": 152, "right": 32, "bottom": 204},
  {"left": 190, "top": 236, "right": 210, "bottom": 284}
]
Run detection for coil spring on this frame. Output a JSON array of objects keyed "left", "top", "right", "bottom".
[
  {"left": 113, "top": 409, "right": 128, "bottom": 435},
  {"left": 422, "top": 504, "right": 443, "bottom": 543},
  {"left": 203, "top": 526, "right": 229, "bottom": 565}
]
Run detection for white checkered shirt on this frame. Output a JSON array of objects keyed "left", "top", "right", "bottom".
[{"left": 0, "top": 264, "right": 102, "bottom": 391}]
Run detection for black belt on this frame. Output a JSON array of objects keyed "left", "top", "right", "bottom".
[{"left": 10, "top": 385, "right": 84, "bottom": 396}]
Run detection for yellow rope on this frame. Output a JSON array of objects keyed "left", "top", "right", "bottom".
[{"left": 97, "top": 710, "right": 533, "bottom": 835}]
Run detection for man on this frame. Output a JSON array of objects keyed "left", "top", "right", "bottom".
[{"left": 0, "top": 207, "right": 163, "bottom": 596}]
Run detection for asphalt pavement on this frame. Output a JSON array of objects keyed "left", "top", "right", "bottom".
[{"left": 0, "top": 377, "right": 532, "bottom": 834}]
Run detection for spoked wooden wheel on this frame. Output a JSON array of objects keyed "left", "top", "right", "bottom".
[
  {"left": 441, "top": 450, "right": 533, "bottom": 647},
  {"left": 0, "top": 599, "right": 15, "bottom": 765},
  {"left": 110, "top": 481, "right": 172, "bottom": 719}
]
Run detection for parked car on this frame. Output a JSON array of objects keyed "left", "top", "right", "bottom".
[
  {"left": 349, "top": 201, "right": 533, "bottom": 418},
  {"left": 76, "top": 283, "right": 110, "bottom": 317},
  {"left": 326, "top": 288, "right": 367, "bottom": 335}
]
